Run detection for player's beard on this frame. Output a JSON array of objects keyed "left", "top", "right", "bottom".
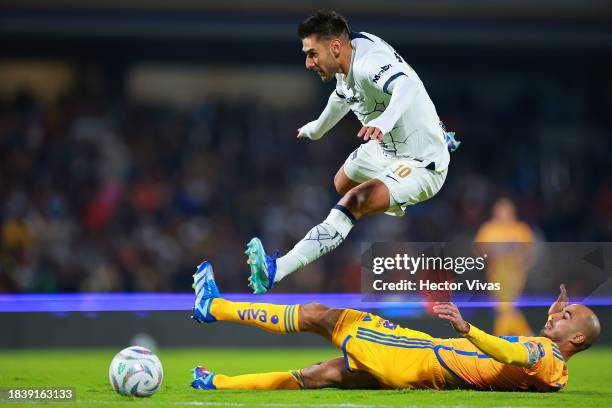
[
  {"left": 315, "top": 64, "right": 337, "bottom": 82},
  {"left": 315, "top": 68, "right": 329, "bottom": 81}
]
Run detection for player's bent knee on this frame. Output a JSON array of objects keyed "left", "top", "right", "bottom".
[
  {"left": 299, "top": 304, "right": 342, "bottom": 338},
  {"left": 334, "top": 169, "right": 357, "bottom": 195},
  {"left": 299, "top": 303, "right": 330, "bottom": 329}
]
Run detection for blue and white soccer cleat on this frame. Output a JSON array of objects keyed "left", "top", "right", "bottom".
[
  {"left": 191, "top": 365, "right": 216, "bottom": 390},
  {"left": 444, "top": 131, "right": 461, "bottom": 153},
  {"left": 190, "top": 261, "right": 221, "bottom": 324},
  {"left": 245, "top": 237, "right": 277, "bottom": 294}
]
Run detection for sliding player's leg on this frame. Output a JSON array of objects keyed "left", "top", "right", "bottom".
[
  {"left": 190, "top": 262, "right": 379, "bottom": 390},
  {"left": 300, "top": 357, "right": 380, "bottom": 389},
  {"left": 195, "top": 295, "right": 442, "bottom": 391},
  {"left": 191, "top": 300, "right": 367, "bottom": 391},
  {"left": 191, "top": 261, "right": 299, "bottom": 334},
  {"left": 191, "top": 260, "right": 346, "bottom": 336},
  {"left": 193, "top": 357, "right": 380, "bottom": 390},
  {"left": 191, "top": 365, "right": 303, "bottom": 390}
]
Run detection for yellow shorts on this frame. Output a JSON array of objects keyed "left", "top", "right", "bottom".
[{"left": 331, "top": 309, "right": 446, "bottom": 389}]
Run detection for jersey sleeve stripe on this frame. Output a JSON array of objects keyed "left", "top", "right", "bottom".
[
  {"left": 552, "top": 351, "right": 565, "bottom": 361},
  {"left": 382, "top": 72, "right": 408, "bottom": 94}
]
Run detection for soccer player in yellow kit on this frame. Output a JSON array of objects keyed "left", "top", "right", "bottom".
[
  {"left": 191, "top": 262, "right": 600, "bottom": 392},
  {"left": 475, "top": 197, "right": 535, "bottom": 336}
]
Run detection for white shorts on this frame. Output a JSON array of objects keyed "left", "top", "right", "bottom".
[{"left": 342, "top": 140, "right": 448, "bottom": 216}]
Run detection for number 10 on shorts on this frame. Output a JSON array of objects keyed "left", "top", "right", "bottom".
[{"left": 392, "top": 164, "right": 412, "bottom": 178}]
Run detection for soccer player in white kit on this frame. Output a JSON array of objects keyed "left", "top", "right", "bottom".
[{"left": 246, "top": 10, "right": 460, "bottom": 294}]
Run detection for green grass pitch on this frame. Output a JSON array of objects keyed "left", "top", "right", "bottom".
[{"left": 0, "top": 347, "right": 610, "bottom": 407}]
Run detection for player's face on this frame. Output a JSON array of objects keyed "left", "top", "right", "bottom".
[
  {"left": 540, "top": 304, "right": 582, "bottom": 341},
  {"left": 301, "top": 35, "right": 339, "bottom": 82},
  {"left": 492, "top": 198, "right": 516, "bottom": 222}
]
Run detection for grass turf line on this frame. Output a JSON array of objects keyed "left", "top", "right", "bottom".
[{"left": 0, "top": 347, "right": 610, "bottom": 407}]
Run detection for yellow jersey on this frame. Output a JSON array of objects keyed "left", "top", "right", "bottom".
[
  {"left": 435, "top": 335, "right": 568, "bottom": 391},
  {"left": 475, "top": 220, "right": 534, "bottom": 243}
]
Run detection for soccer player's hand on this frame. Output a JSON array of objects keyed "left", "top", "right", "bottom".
[
  {"left": 297, "top": 121, "right": 323, "bottom": 140},
  {"left": 433, "top": 302, "right": 470, "bottom": 335},
  {"left": 357, "top": 126, "right": 384, "bottom": 141},
  {"left": 548, "top": 283, "right": 568, "bottom": 316}
]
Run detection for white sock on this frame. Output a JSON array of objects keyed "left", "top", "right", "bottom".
[{"left": 274, "top": 206, "right": 355, "bottom": 282}]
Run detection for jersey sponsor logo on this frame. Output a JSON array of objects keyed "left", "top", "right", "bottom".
[
  {"left": 372, "top": 64, "right": 392, "bottom": 83},
  {"left": 237, "top": 308, "right": 268, "bottom": 323},
  {"left": 374, "top": 319, "right": 398, "bottom": 330},
  {"left": 383, "top": 320, "right": 398, "bottom": 330}
]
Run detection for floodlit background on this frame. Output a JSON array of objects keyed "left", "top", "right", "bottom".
[{"left": 0, "top": 1, "right": 611, "bottom": 347}]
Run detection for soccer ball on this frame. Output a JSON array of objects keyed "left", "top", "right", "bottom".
[{"left": 108, "top": 346, "right": 163, "bottom": 397}]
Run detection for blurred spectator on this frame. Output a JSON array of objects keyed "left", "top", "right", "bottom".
[
  {"left": 0, "top": 66, "right": 610, "bottom": 294},
  {"left": 475, "top": 198, "right": 535, "bottom": 336}
]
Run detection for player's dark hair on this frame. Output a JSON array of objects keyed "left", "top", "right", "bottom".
[{"left": 297, "top": 10, "right": 349, "bottom": 40}]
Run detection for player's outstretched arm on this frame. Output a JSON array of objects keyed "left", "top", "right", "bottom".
[
  {"left": 297, "top": 90, "right": 350, "bottom": 140},
  {"left": 361, "top": 76, "right": 418, "bottom": 141},
  {"left": 433, "top": 302, "right": 538, "bottom": 367},
  {"left": 548, "top": 284, "right": 568, "bottom": 316}
]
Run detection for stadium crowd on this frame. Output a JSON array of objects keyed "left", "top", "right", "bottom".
[{"left": 1, "top": 69, "right": 610, "bottom": 293}]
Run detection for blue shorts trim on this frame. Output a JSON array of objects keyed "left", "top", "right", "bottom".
[
  {"left": 433, "top": 345, "right": 475, "bottom": 389},
  {"left": 341, "top": 335, "right": 353, "bottom": 372}
]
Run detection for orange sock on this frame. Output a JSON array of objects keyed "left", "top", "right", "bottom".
[
  {"left": 212, "top": 371, "right": 304, "bottom": 390},
  {"left": 209, "top": 298, "right": 300, "bottom": 334}
]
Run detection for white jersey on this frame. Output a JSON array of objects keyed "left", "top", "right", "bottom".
[{"left": 335, "top": 32, "right": 450, "bottom": 171}]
